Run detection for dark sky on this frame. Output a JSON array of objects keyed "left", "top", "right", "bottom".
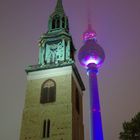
[{"left": 0, "top": 0, "right": 140, "bottom": 140}]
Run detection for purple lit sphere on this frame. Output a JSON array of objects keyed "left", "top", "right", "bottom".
[{"left": 78, "top": 40, "right": 105, "bottom": 68}]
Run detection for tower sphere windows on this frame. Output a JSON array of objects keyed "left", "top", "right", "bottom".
[{"left": 78, "top": 40, "right": 105, "bottom": 68}]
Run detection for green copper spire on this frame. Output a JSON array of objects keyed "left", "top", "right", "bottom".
[
  {"left": 35, "top": 0, "right": 76, "bottom": 69},
  {"left": 47, "top": 0, "right": 69, "bottom": 32},
  {"left": 55, "top": 0, "right": 64, "bottom": 13}
]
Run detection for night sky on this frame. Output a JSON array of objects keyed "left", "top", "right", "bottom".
[{"left": 0, "top": 0, "right": 140, "bottom": 140}]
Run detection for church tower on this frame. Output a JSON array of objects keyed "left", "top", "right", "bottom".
[{"left": 20, "top": 0, "right": 85, "bottom": 140}]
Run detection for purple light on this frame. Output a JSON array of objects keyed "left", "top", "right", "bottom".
[
  {"left": 83, "top": 24, "right": 97, "bottom": 41},
  {"left": 78, "top": 40, "right": 105, "bottom": 68},
  {"left": 78, "top": 24, "right": 105, "bottom": 140},
  {"left": 88, "top": 65, "right": 104, "bottom": 140},
  {"left": 92, "top": 109, "right": 101, "bottom": 112},
  {"left": 82, "top": 56, "right": 101, "bottom": 68},
  {"left": 83, "top": 31, "right": 96, "bottom": 41}
]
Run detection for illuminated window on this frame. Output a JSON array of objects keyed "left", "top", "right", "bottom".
[{"left": 40, "top": 79, "right": 56, "bottom": 104}]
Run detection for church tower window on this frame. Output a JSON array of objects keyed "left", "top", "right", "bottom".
[
  {"left": 40, "top": 79, "right": 56, "bottom": 104},
  {"left": 56, "top": 19, "right": 60, "bottom": 28},
  {"left": 66, "top": 18, "right": 69, "bottom": 30},
  {"left": 62, "top": 17, "right": 65, "bottom": 28},
  {"left": 47, "top": 119, "right": 50, "bottom": 138},
  {"left": 43, "top": 120, "right": 46, "bottom": 138},
  {"left": 75, "top": 88, "right": 80, "bottom": 114},
  {"left": 42, "top": 119, "right": 51, "bottom": 138},
  {"left": 52, "top": 19, "right": 56, "bottom": 29}
]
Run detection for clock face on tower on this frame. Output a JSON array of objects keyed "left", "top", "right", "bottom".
[{"left": 45, "top": 41, "right": 65, "bottom": 64}]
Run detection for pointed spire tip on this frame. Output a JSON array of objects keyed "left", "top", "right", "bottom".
[{"left": 55, "top": 0, "right": 64, "bottom": 12}]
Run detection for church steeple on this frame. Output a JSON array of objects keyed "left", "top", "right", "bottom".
[
  {"left": 20, "top": 1, "right": 85, "bottom": 140},
  {"left": 37, "top": 0, "right": 75, "bottom": 67},
  {"left": 48, "top": 0, "right": 69, "bottom": 32}
]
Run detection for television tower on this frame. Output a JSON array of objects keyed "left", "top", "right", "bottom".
[{"left": 78, "top": 22, "right": 105, "bottom": 139}]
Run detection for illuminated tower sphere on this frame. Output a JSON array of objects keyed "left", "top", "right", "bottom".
[{"left": 78, "top": 24, "right": 105, "bottom": 140}]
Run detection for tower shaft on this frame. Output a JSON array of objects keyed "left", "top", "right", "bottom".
[
  {"left": 88, "top": 64, "right": 104, "bottom": 140},
  {"left": 78, "top": 25, "right": 105, "bottom": 140}
]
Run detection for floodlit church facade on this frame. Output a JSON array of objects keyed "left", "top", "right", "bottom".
[{"left": 20, "top": 0, "right": 85, "bottom": 140}]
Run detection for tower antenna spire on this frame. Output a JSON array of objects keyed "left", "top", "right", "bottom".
[
  {"left": 87, "top": 0, "right": 92, "bottom": 29},
  {"left": 79, "top": 1, "right": 105, "bottom": 140},
  {"left": 83, "top": 0, "right": 96, "bottom": 41}
]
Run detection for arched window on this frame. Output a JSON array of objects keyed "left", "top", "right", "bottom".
[
  {"left": 56, "top": 19, "right": 60, "bottom": 28},
  {"left": 47, "top": 119, "right": 50, "bottom": 138},
  {"left": 42, "top": 119, "right": 51, "bottom": 138},
  {"left": 43, "top": 120, "right": 46, "bottom": 138},
  {"left": 40, "top": 79, "right": 56, "bottom": 104},
  {"left": 66, "top": 18, "right": 69, "bottom": 30},
  {"left": 62, "top": 17, "right": 65, "bottom": 28},
  {"left": 75, "top": 88, "right": 80, "bottom": 114},
  {"left": 52, "top": 19, "right": 55, "bottom": 29}
]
